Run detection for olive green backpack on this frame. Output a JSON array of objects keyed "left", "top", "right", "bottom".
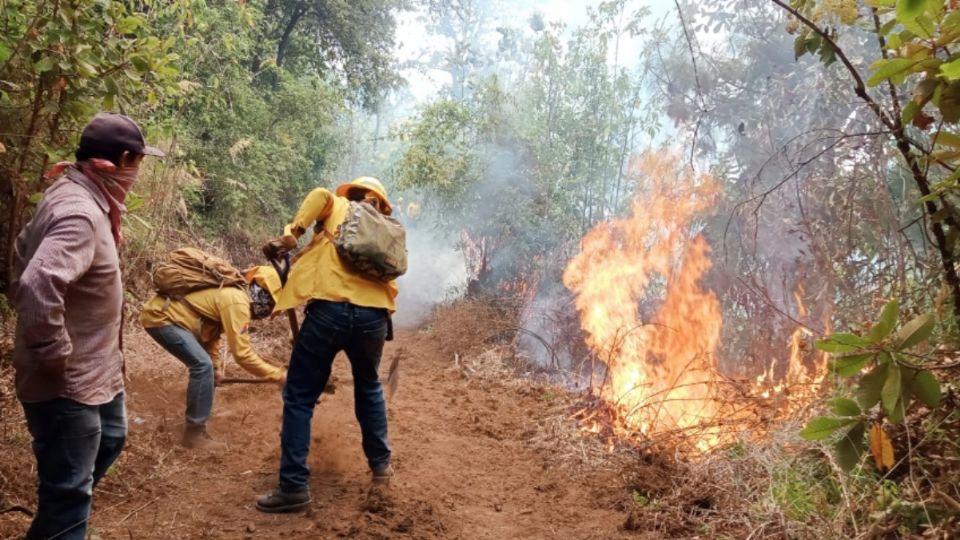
[{"left": 324, "top": 202, "right": 407, "bottom": 282}]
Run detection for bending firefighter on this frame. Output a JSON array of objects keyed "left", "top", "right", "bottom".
[
  {"left": 140, "top": 265, "right": 287, "bottom": 449},
  {"left": 257, "top": 176, "right": 401, "bottom": 513}
]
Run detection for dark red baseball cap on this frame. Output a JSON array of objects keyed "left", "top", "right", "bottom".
[{"left": 78, "top": 113, "right": 165, "bottom": 158}]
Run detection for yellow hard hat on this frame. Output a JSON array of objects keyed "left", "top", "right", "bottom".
[
  {"left": 335, "top": 176, "right": 393, "bottom": 215},
  {"left": 244, "top": 265, "right": 282, "bottom": 302}
]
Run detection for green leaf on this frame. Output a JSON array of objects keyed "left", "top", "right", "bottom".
[
  {"left": 27, "top": 192, "right": 43, "bottom": 205},
  {"left": 117, "top": 16, "right": 144, "bottom": 34},
  {"left": 908, "top": 369, "right": 941, "bottom": 407},
  {"left": 125, "top": 192, "right": 145, "bottom": 212},
  {"left": 881, "top": 363, "right": 902, "bottom": 417},
  {"left": 858, "top": 363, "right": 889, "bottom": 409},
  {"left": 828, "top": 398, "right": 862, "bottom": 417},
  {"left": 941, "top": 82, "right": 960, "bottom": 123},
  {"left": 834, "top": 421, "right": 867, "bottom": 472},
  {"left": 901, "top": 100, "right": 920, "bottom": 124},
  {"left": 0, "top": 42, "right": 11, "bottom": 65},
  {"left": 941, "top": 58, "right": 960, "bottom": 82},
  {"left": 867, "top": 58, "right": 920, "bottom": 87},
  {"left": 888, "top": 394, "right": 907, "bottom": 423},
  {"left": 816, "top": 340, "right": 857, "bottom": 353},
  {"left": 34, "top": 56, "right": 56, "bottom": 73},
  {"left": 896, "top": 0, "right": 926, "bottom": 22},
  {"left": 831, "top": 353, "right": 873, "bottom": 377},
  {"left": 819, "top": 41, "right": 837, "bottom": 66},
  {"left": 901, "top": 14, "right": 937, "bottom": 38},
  {"left": 817, "top": 332, "right": 871, "bottom": 353},
  {"left": 868, "top": 300, "right": 899, "bottom": 342},
  {"left": 75, "top": 59, "right": 97, "bottom": 78},
  {"left": 104, "top": 76, "right": 119, "bottom": 96},
  {"left": 794, "top": 36, "right": 808, "bottom": 60},
  {"left": 933, "top": 131, "right": 960, "bottom": 148},
  {"left": 800, "top": 416, "right": 856, "bottom": 441},
  {"left": 893, "top": 313, "right": 934, "bottom": 350},
  {"left": 832, "top": 333, "right": 873, "bottom": 347}
]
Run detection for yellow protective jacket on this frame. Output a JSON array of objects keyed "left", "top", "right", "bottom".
[
  {"left": 139, "top": 287, "right": 283, "bottom": 381},
  {"left": 275, "top": 188, "right": 398, "bottom": 312}
]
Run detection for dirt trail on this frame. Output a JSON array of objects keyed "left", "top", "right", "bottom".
[{"left": 1, "top": 322, "right": 636, "bottom": 539}]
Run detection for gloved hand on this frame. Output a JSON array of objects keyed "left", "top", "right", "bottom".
[{"left": 262, "top": 236, "right": 296, "bottom": 260}]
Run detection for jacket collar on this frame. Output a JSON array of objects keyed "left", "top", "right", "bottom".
[{"left": 64, "top": 167, "right": 110, "bottom": 214}]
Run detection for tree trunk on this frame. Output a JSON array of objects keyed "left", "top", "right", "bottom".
[
  {"left": 276, "top": 4, "right": 307, "bottom": 68},
  {"left": 4, "top": 81, "right": 46, "bottom": 290}
]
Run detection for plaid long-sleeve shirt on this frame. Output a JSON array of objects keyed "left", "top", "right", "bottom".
[{"left": 11, "top": 168, "right": 124, "bottom": 405}]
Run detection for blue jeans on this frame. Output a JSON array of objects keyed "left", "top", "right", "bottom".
[
  {"left": 279, "top": 300, "right": 390, "bottom": 493},
  {"left": 21, "top": 392, "right": 126, "bottom": 540},
  {"left": 146, "top": 325, "right": 215, "bottom": 425}
]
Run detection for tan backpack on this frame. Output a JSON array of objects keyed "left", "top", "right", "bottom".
[
  {"left": 325, "top": 201, "right": 407, "bottom": 282},
  {"left": 152, "top": 247, "right": 246, "bottom": 298}
]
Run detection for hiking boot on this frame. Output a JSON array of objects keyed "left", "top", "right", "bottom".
[
  {"left": 255, "top": 489, "right": 311, "bottom": 513},
  {"left": 371, "top": 464, "right": 394, "bottom": 485},
  {"left": 181, "top": 424, "right": 226, "bottom": 450}
]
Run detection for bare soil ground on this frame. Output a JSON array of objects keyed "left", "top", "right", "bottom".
[{"left": 0, "top": 315, "right": 646, "bottom": 540}]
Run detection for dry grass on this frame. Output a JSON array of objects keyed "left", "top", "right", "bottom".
[
  {"left": 428, "top": 297, "right": 525, "bottom": 358},
  {"left": 429, "top": 298, "right": 960, "bottom": 538}
]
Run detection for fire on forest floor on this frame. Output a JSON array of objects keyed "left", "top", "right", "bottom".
[{"left": 563, "top": 152, "right": 830, "bottom": 454}]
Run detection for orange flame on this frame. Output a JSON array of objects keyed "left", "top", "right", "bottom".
[
  {"left": 564, "top": 152, "right": 724, "bottom": 450},
  {"left": 564, "top": 152, "right": 828, "bottom": 451}
]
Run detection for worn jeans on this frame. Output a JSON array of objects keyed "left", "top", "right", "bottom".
[
  {"left": 146, "top": 325, "right": 215, "bottom": 425},
  {"left": 21, "top": 392, "right": 126, "bottom": 540},
  {"left": 279, "top": 300, "right": 390, "bottom": 493}
]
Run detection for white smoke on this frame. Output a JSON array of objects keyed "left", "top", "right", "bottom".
[{"left": 394, "top": 221, "right": 468, "bottom": 329}]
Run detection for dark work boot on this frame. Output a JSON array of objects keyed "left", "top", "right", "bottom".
[
  {"left": 181, "top": 423, "right": 227, "bottom": 450},
  {"left": 371, "top": 464, "right": 394, "bottom": 486},
  {"left": 256, "top": 489, "right": 311, "bottom": 513}
]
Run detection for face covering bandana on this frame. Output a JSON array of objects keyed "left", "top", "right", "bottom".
[
  {"left": 249, "top": 283, "right": 276, "bottom": 320},
  {"left": 47, "top": 158, "right": 138, "bottom": 245}
]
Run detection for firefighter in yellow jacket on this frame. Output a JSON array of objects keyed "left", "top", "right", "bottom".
[
  {"left": 256, "top": 176, "right": 398, "bottom": 514},
  {"left": 140, "top": 265, "right": 286, "bottom": 449}
]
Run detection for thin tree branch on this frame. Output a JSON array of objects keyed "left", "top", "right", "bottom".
[
  {"left": 769, "top": 0, "right": 897, "bottom": 131},
  {"left": 673, "top": 0, "right": 705, "bottom": 170}
]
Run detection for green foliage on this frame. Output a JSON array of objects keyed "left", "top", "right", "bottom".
[
  {"left": 770, "top": 462, "right": 842, "bottom": 521},
  {"left": 799, "top": 416, "right": 857, "bottom": 441},
  {"left": 249, "top": 0, "right": 405, "bottom": 107},
  {"left": 0, "top": 0, "right": 193, "bottom": 284},
  {"left": 0, "top": 0, "right": 406, "bottom": 276},
  {"left": 787, "top": 0, "right": 960, "bottom": 315},
  {"left": 395, "top": 99, "right": 476, "bottom": 201},
  {"left": 800, "top": 300, "right": 943, "bottom": 471},
  {"left": 394, "top": 6, "right": 649, "bottom": 292}
]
